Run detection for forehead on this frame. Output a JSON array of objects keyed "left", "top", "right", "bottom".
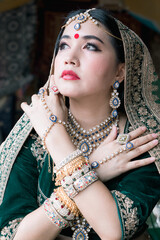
[{"left": 62, "top": 20, "right": 110, "bottom": 42}]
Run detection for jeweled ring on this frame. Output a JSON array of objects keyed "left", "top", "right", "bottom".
[
  {"left": 117, "top": 134, "right": 130, "bottom": 145},
  {"left": 126, "top": 141, "right": 134, "bottom": 150},
  {"left": 38, "top": 88, "right": 46, "bottom": 96}
]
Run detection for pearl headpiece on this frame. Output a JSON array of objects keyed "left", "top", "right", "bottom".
[{"left": 61, "top": 8, "right": 122, "bottom": 41}]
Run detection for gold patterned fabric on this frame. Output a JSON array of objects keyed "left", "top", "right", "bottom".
[
  {"left": 116, "top": 20, "right": 160, "bottom": 173},
  {"left": 0, "top": 218, "right": 23, "bottom": 239},
  {"left": 112, "top": 190, "right": 139, "bottom": 239}
]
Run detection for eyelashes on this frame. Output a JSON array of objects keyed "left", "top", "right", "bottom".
[
  {"left": 58, "top": 41, "right": 101, "bottom": 52},
  {"left": 84, "top": 43, "right": 101, "bottom": 52}
]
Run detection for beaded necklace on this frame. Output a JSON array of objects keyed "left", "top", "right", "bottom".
[{"left": 67, "top": 110, "right": 119, "bottom": 156}]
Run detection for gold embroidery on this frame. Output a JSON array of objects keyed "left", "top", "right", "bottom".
[
  {"left": 30, "top": 133, "right": 47, "bottom": 170},
  {"left": 112, "top": 190, "right": 139, "bottom": 239},
  {"left": 117, "top": 20, "right": 160, "bottom": 173},
  {"left": 0, "top": 113, "right": 32, "bottom": 204},
  {"left": 0, "top": 218, "right": 23, "bottom": 239}
]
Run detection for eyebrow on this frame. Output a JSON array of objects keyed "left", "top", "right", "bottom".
[{"left": 60, "top": 34, "right": 104, "bottom": 44}]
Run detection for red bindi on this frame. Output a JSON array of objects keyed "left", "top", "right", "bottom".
[{"left": 74, "top": 33, "right": 79, "bottom": 39}]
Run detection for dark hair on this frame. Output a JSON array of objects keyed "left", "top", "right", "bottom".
[{"left": 54, "top": 8, "right": 125, "bottom": 63}]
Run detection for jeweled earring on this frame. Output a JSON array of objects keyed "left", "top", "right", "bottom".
[
  {"left": 50, "top": 85, "right": 59, "bottom": 94},
  {"left": 110, "top": 80, "right": 121, "bottom": 118}
]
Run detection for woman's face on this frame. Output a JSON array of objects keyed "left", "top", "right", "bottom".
[{"left": 54, "top": 19, "right": 121, "bottom": 100}]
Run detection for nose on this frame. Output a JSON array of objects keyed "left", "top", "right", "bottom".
[{"left": 64, "top": 54, "right": 80, "bottom": 67}]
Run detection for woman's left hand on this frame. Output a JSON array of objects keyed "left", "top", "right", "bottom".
[{"left": 90, "top": 126, "right": 158, "bottom": 181}]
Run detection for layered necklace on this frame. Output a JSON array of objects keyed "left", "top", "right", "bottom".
[{"left": 66, "top": 110, "right": 119, "bottom": 156}]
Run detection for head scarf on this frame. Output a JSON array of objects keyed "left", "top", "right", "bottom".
[{"left": 0, "top": 10, "right": 160, "bottom": 204}]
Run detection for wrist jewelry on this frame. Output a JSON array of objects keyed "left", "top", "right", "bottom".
[
  {"left": 91, "top": 142, "right": 134, "bottom": 169},
  {"left": 43, "top": 198, "right": 69, "bottom": 228},
  {"left": 38, "top": 88, "right": 67, "bottom": 150},
  {"left": 55, "top": 156, "right": 89, "bottom": 185},
  {"left": 55, "top": 187, "right": 80, "bottom": 217},
  {"left": 55, "top": 149, "right": 83, "bottom": 172},
  {"left": 61, "top": 163, "right": 91, "bottom": 188},
  {"left": 50, "top": 192, "right": 75, "bottom": 220},
  {"left": 73, "top": 170, "right": 98, "bottom": 193}
]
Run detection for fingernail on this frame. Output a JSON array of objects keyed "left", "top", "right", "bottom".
[
  {"left": 150, "top": 157, "right": 155, "bottom": 161},
  {"left": 152, "top": 133, "right": 158, "bottom": 138},
  {"left": 153, "top": 139, "right": 158, "bottom": 145},
  {"left": 141, "top": 126, "right": 146, "bottom": 131}
]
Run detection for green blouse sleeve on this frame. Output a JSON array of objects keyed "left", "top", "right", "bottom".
[
  {"left": 0, "top": 135, "right": 39, "bottom": 238},
  {"left": 110, "top": 161, "right": 160, "bottom": 240}
]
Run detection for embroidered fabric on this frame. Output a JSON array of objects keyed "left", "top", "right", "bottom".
[
  {"left": 30, "top": 133, "right": 47, "bottom": 171},
  {"left": 0, "top": 218, "right": 23, "bottom": 239},
  {"left": 112, "top": 190, "right": 139, "bottom": 239}
]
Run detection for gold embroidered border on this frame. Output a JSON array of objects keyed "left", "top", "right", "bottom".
[
  {"left": 116, "top": 20, "right": 160, "bottom": 173},
  {"left": 0, "top": 218, "right": 23, "bottom": 239},
  {"left": 112, "top": 190, "right": 139, "bottom": 239},
  {"left": 0, "top": 113, "right": 32, "bottom": 204}
]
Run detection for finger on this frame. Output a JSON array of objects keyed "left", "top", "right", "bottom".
[
  {"left": 129, "top": 126, "right": 147, "bottom": 140},
  {"left": 104, "top": 125, "right": 118, "bottom": 143},
  {"left": 21, "top": 102, "right": 31, "bottom": 115},
  {"left": 31, "top": 94, "right": 39, "bottom": 105},
  {"left": 126, "top": 139, "right": 158, "bottom": 160},
  {"left": 126, "top": 156, "right": 155, "bottom": 171},
  {"left": 132, "top": 133, "right": 158, "bottom": 148}
]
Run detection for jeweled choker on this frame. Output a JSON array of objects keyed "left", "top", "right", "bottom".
[{"left": 67, "top": 110, "right": 119, "bottom": 156}]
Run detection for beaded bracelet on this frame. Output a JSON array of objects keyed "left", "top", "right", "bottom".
[
  {"left": 61, "top": 163, "right": 91, "bottom": 188},
  {"left": 43, "top": 198, "right": 69, "bottom": 228},
  {"left": 55, "top": 149, "right": 83, "bottom": 172},
  {"left": 91, "top": 142, "right": 134, "bottom": 169},
  {"left": 55, "top": 187, "right": 80, "bottom": 217},
  {"left": 38, "top": 88, "right": 67, "bottom": 149},
  {"left": 50, "top": 192, "right": 75, "bottom": 220}
]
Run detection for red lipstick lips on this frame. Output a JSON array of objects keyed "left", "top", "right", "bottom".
[{"left": 61, "top": 70, "right": 80, "bottom": 80}]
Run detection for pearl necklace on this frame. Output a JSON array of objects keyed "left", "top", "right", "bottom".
[{"left": 67, "top": 110, "right": 119, "bottom": 156}]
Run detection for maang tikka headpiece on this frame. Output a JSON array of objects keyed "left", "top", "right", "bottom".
[{"left": 61, "top": 8, "right": 122, "bottom": 41}]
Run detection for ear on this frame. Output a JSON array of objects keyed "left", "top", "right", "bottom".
[{"left": 115, "top": 63, "right": 125, "bottom": 83}]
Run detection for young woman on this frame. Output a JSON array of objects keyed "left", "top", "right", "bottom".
[{"left": 0, "top": 8, "right": 160, "bottom": 240}]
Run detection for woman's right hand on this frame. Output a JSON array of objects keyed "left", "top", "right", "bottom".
[{"left": 89, "top": 126, "right": 158, "bottom": 181}]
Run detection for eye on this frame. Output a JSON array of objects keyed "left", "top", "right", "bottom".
[
  {"left": 59, "top": 42, "right": 69, "bottom": 50},
  {"left": 84, "top": 43, "right": 101, "bottom": 52}
]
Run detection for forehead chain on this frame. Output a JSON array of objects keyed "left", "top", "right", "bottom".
[{"left": 61, "top": 8, "right": 122, "bottom": 41}]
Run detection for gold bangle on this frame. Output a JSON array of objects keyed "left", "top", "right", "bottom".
[
  {"left": 55, "top": 187, "right": 80, "bottom": 217},
  {"left": 55, "top": 156, "right": 89, "bottom": 185}
]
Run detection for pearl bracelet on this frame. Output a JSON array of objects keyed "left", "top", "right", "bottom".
[{"left": 91, "top": 141, "right": 134, "bottom": 169}]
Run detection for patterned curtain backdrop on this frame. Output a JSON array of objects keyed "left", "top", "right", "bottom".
[{"left": 0, "top": 0, "right": 37, "bottom": 98}]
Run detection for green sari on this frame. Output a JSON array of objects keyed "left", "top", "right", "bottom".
[{"left": 0, "top": 13, "right": 160, "bottom": 240}]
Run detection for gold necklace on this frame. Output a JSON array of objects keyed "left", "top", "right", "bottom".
[{"left": 67, "top": 110, "right": 119, "bottom": 156}]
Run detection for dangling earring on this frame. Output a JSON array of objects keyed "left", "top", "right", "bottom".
[{"left": 110, "top": 80, "right": 121, "bottom": 118}]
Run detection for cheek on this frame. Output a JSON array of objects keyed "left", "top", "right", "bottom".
[{"left": 87, "top": 56, "right": 115, "bottom": 79}]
